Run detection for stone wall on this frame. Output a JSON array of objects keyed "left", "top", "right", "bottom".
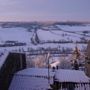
[{"left": 0, "top": 52, "right": 26, "bottom": 90}]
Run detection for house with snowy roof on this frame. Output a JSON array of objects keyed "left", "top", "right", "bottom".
[
  {"left": 52, "top": 69, "right": 90, "bottom": 90},
  {"left": 9, "top": 68, "right": 55, "bottom": 90},
  {"left": 9, "top": 68, "right": 90, "bottom": 90}
]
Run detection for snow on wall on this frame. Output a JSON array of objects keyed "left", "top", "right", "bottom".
[{"left": 0, "top": 51, "right": 9, "bottom": 69}]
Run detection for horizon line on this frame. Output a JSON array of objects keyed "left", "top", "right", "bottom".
[{"left": 0, "top": 20, "right": 90, "bottom": 23}]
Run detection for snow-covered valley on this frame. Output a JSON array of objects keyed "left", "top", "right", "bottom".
[
  {"left": 0, "top": 22, "right": 89, "bottom": 69},
  {"left": 0, "top": 22, "right": 90, "bottom": 52},
  {"left": 0, "top": 22, "right": 90, "bottom": 90}
]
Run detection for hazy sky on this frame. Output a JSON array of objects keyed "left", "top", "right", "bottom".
[{"left": 0, "top": 0, "right": 90, "bottom": 21}]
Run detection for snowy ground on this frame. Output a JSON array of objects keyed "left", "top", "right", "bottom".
[
  {"left": 0, "top": 23, "right": 89, "bottom": 68},
  {"left": 0, "top": 27, "right": 31, "bottom": 43},
  {"left": 0, "top": 23, "right": 90, "bottom": 90},
  {"left": 0, "top": 23, "right": 90, "bottom": 52}
]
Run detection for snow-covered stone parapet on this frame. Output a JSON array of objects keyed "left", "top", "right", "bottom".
[{"left": 0, "top": 51, "right": 9, "bottom": 69}]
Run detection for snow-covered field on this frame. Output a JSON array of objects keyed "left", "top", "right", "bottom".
[
  {"left": 0, "top": 23, "right": 89, "bottom": 69},
  {"left": 0, "top": 23, "right": 90, "bottom": 52},
  {"left": 0, "top": 27, "right": 31, "bottom": 43}
]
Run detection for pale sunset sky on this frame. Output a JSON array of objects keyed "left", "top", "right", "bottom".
[{"left": 0, "top": 0, "right": 90, "bottom": 22}]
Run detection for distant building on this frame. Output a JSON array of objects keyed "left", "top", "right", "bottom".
[{"left": 85, "top": 40, "right": 90, "bottom": 77}]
